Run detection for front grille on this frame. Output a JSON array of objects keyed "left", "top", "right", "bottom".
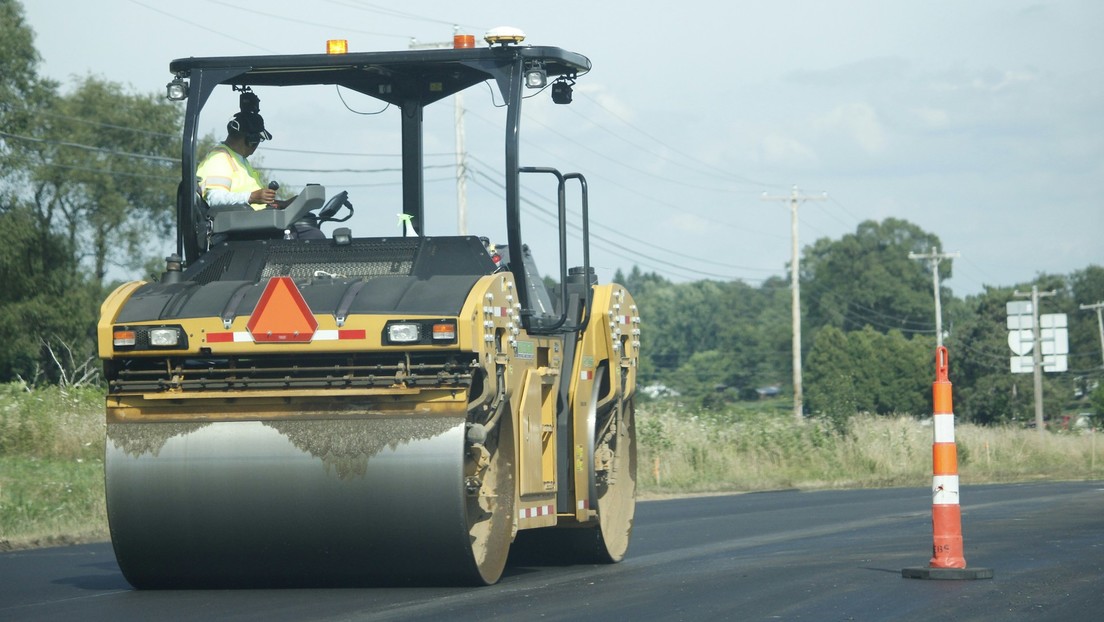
[
  {"left": 261, "top": 239, "right": 418, "bottom": 279},
  {"left": 108, "top": 352, "right": 476, "bottom": 394}
]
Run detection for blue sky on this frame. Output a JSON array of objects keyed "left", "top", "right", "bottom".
[{"left": 20, "top": 0, "right": 1104, "bottom": 296}]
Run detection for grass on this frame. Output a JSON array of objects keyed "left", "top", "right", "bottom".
[
  {"left": 637, "top": 400, "right": 1103, "bottom": 494},
  {"left": 1, "top": 384, "right": 1100, "bottom": 549},
  {"left": 0, "top": 383, "right": 106, "bottom": 549}
]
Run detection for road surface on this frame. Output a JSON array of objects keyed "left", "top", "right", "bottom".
[{"left": 2, "top": 481, "right": 1101, "bottom": 621}]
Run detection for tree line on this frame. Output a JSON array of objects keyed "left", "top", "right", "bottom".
[
  {"left": 618, "top": 217, "right": 1104, "bottom": 425},
  {"left": 0, "top": 0, "right": 180, "bottom": 382}
]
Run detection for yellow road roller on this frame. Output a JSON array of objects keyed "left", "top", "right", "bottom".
[{"left": 98, "top": 31, "right": 639, "bottom": 587}]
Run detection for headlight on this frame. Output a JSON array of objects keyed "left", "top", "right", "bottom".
[
  {"left": 383, "top": 320, "right": 457, "bottom": 345},
  {"left": 386, "top": 323, "right": 420, "bottom": 343},
  {"left": 149, "top": 327, "right": 182, "bottom": 347},
  {"left": 112, "top": 325, "right": 188, "bottom": 350}
]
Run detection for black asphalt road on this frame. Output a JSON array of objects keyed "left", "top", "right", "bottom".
[{"left": 2, "top": 481, "right": 1101, "bottom": 621}]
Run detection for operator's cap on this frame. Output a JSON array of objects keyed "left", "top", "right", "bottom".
[{"left": 228, "top": 111, "right": 273, "bottom": 142}]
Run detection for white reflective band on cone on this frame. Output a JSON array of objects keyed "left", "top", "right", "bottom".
[
  {"left": 933, "top": 413, "right": 956, "bottom": 444},
  {"left": 932, "top": 475, "right": 960, "bottom": 505}
]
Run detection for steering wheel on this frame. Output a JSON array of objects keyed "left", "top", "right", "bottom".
[{"left": 317, "top": 190, "right": 352, "bottom": 222}]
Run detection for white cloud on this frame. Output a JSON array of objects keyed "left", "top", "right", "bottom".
[
  {"left": 815, "top": 102, "right": 887, "bottom": 154},
  {"left": 760, "top": 134, "right": 819, "bottom": 167}
]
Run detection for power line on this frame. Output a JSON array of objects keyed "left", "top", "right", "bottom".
[
  {"left": 469, "top": 166, "right": 781, "bottom": 283},
  {"left": 127, "top": 0, "right": 279, "bottom": 54},
  {"left": 200, "top": 0, "right": 411, "bottom": 39},
  {"left": 0, "top": 130, "right": 177, "bottom": 164},
  {"left": 576, "top": 92, "right": 780, "bottom": 188},
  {"left": 464, "top": 112, "right": 786, "bottom": 241}
]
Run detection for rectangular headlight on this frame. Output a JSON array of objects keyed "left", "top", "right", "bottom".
[
  {"left": 149, "top": 327, "right": 181, "bottom": 347},
  {"left": 386, "top": 323, "right": 420, "bottom": 343}
]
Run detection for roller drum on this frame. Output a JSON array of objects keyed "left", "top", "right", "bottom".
[{"left": 106, "top": 416, "right": 493, "bottom": 587}]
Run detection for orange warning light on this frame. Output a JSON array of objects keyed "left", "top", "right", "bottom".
[
  {"left": 246, "top": 277, "right": 318, "bottom": 343},
  {"left": 326, "top": 39, "right": 348, "bottom": 55}
]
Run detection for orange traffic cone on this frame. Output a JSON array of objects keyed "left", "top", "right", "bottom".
[{"left": 903, "top": 346, "right": 993, "bottom": 580}]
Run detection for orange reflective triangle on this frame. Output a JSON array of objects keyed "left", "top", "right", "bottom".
[{"left": 246, "top": 277, "right": 318, "bottom": 343}]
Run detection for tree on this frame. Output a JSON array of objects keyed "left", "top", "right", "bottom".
[
  {"left": 0, "top": 205, "right": 96, "bottom": 381},
  {"left": 805, "top": 325, "right": 858, "bottom": 425},
  {"left": 25, "top": 76, "right": 180, "bottom": 289},
  {"left": 0, "top": 1, "right": 181, "bottom": 383},
  {"left": 802, "top": 218, "right": 944, "bottom": 337},
  {"left": 0, "top": 0, "right": 59, "bottom": 182},
  {"left": 805, "top": 325, "right": 929, "bottom": 419}
]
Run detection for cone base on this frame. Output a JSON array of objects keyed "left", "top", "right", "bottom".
[{"left": 902, "top": 566, "right": 994, "bottom": 580}]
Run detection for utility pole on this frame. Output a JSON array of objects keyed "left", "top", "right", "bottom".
[
  {"left": 454, "top": 89, "right": 468, "bottom": 234},
  {"left": 1013, "top": 286, "right": 1057, "bottom": 433},
  {"left": 761, "top": 185, "right": 827, "bottom": 423},
  {"left": 410, "top": 28, "right": 469, "bottom": 234},
  {"left": 1080, "top": 301, "right": 1104, "bottom": 367},
  {"left": 908, "top": 247, "right": 960, "bottom": 346}
]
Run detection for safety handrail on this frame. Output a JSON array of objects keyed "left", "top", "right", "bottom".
[{"left": 518, "top": 166, "right": 591, "bottom": 334}]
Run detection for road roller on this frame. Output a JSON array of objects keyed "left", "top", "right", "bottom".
[{"left": 97, "top": 30, "right": 639, "bottom": 587}]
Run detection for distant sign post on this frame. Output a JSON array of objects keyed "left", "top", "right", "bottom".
[{"left": 1009, "top": 288, "right": 1063, "bottom": 432}]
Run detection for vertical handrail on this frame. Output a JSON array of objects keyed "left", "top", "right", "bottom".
[
  {"left": 519, "top": 166, "right": 569, "bottom": 332},
  {"left": 564, "top": 172, "right": 591, "bottom": 333}
]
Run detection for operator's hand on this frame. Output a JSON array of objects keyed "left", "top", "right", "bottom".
[{"left": 248, "top": 188, "right": 279, "bottom": 207}]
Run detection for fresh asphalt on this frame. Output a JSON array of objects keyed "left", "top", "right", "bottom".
[{"left": 2, "top": 481, "right": 1101, "bottom": 621}]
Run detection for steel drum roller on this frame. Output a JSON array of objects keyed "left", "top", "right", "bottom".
[{"left": 106, "top": 415, "right": 508, "bottom": 587}]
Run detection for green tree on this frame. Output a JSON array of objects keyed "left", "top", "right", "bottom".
[
  {"left": 25, "top": 76, "right": 180, "bottom": 289},
  {"left": 0, "top": 206, "right": 96, "bottom": 382},
  {"left": 805, "top": 325, "right": 858, "bottom": 426},
  {"left": 801, "top": 218, "right": 944, "bottom": 338},
  {"left": 0, "top": 0, "right": 58, "bottom": 172}
]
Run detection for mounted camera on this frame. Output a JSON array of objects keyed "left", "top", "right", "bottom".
[{"left": 239, "top": 89, "right": 260, "bottom": 114}]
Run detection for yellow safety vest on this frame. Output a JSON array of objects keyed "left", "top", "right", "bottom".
[{"left": 196, "top": 144, "right": 267, "bottom": 211}]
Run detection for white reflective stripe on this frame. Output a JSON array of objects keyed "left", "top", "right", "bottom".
[
  {"left": 579, "top": 370, "right": 594, "bottom": 380},
  {"left": 932, "top": 475, "right": 960, "bottom": 505},
  {"left": 518, "top": 504, "right": 555, "bottom": 520},
  {"left": 203, "top": 175, "right": 233, "bottom": 191},
  {"left": 933, "top": 413, "right": 955, "bottom": 443},
  {"left": 230, "top": 331, "right": 343, "bottom": 341}
]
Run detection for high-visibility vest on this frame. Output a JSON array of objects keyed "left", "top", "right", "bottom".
[{"left": 196, "top": 144, "right": 267, "bottom": 211}]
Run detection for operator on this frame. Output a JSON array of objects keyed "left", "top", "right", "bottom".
[
  {"left": 197, "top": 100, "right": 324, "bottom": 239},
  {"left": 196, "top": 110, "right": 287, "bottom": 211}
]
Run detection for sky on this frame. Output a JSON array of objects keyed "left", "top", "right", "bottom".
[{"left": 18, "top": 0, "right": 1104, "bottom": 298}]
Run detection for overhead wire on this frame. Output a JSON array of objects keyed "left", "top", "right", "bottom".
[
  {"left": 0, "top": 130, "right": 177, "bottom": 164},
  {"left": 126, "top": 0, "right": 279, "bottom": 54},
  {"left": 468, "top": 165, "right": 778, "bottom": 283}
]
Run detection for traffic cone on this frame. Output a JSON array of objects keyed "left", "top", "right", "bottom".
[{"left": 902, "top": 346, "right": 993, "bottom": 580}]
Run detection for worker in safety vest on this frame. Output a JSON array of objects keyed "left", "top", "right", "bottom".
[{"left": 196, "top": 110, "right": 288, "bottom": 211}]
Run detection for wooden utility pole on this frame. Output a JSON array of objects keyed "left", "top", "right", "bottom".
[
  {"left": 761, "top": 185, "right": 827, "bottom": 422},
  {"left": 908, "top": 247, "right": 960, "bottom": 346},
  {"left": 1013, "top": 286, "right": 1057, "bottom": 433},
  {"left": 1080, "top": 301, "right": 1104, "bottom": 368},
  {"left": 411, "top": 29, "right": 469, "bottom": 234}
]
